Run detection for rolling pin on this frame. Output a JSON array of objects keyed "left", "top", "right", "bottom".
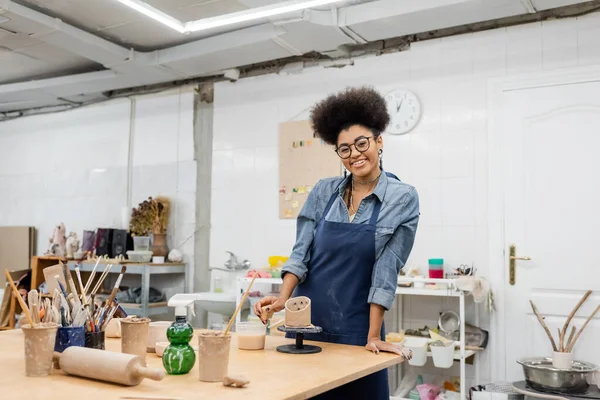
[{"left": 53, "top": 347, "right": 165, "bottom": 386}]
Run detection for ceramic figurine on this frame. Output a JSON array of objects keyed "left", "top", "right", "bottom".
[
  {"left": 65, "top": 232, "right": 80, "bottom": 259},
  {"left": 45, "top": 223, "right": 67, "bottom": 257}
]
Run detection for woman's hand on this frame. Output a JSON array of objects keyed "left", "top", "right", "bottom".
[
  {"left": 253, "top": 296, "right": 286, "bottom": 324},
  {"left": 366, "top": 337, "right": 413, "bottom": 360}
]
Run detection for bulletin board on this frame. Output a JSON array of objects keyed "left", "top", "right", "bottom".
[{"left": 279, "top": 120, "right": 341, "bottom": 219}]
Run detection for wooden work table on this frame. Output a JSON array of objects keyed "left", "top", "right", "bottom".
[{"left": 0, "top": 329, "right": 403, "bottom": 400}]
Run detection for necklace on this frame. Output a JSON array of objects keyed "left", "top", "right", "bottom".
[
  {"left": 348, "top": 172, "right": 380, "bottom": 216},
  {"left": 353, "top": 171, "right": 382, "bottom": 185}
]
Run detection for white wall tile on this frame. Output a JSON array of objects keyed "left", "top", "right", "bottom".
[
  {"left": 177, "top": 160, "right": 197, "bottom": 194},
  {"left": 441, "top": 177, "right": 474, "bottom": 226},
  {"left": 441, "top": 131, "right": 474, "bottom": 178},
  {"left": 506, "top": 23, "right": 543, "bottom": 74},
  {"left": 542, "top": 20, "right": 578, "bottom": 70}
]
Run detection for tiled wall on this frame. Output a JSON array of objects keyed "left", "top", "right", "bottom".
[
  {"left": 212, "top": 13, "right": 600, "bottom": 385},
  {"left": 0, "top": 87, "right": 197, "bottom": 300}
]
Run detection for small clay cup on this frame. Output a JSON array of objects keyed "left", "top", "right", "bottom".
[
  {"left": 121, "top": 318, "right": 150, "bottom": 361},
  {"left": 147, "top": 321, "right": 170, "bottom": 353},
  {"left": 105, "top": 318, "right": 122, "bottom": 338},
  {"left": 85, "top": 330, "right": 105, "bottom": 350},
  {"left": 22, "top": 323, "right": 59, "bottom": 377},
  {"left": 198, "top": 333, "right": 231, "bottom": 382},
  {"left": 54, "top": 326, "right": 85, "bottom": 353}
]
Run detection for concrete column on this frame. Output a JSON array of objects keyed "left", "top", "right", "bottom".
[{"left": 192, "top": 83, "right": 214, "bottom": 328}]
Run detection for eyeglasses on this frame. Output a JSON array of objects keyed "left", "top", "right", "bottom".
[{"left": 335, "top": 136, "right": 374, "bottom": 159}]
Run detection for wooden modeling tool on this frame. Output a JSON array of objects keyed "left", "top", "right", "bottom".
[
  {"left": 4, "top": 269, "right": 35, "bottom": 328},
  {"left": 54, "top": 347, "right": 165, "bottom": 386},
  {"left": 224, "top": 271, "right": 259, "bottom": 336},
  {"left": 43, "top": 264, "right": 67, "bottom": 296},
  {"left": 261, "top": 305, "right": 276, "bottom": 322},
  {"left": 63, "top": 262, "right": 81, "bottom": 308}
]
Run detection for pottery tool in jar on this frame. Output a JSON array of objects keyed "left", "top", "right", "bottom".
[
  {"left": 223, "top": 270, "right": 260, "bottom": 336},
  {"left": 53, "top": 346, "right": 165, "bottom": 386},
  {"left": 4, "top": 269, "right": 35, "bottom": 328},
  {"left": 96, "top": 266, "right": 126, "bottom": 329}
]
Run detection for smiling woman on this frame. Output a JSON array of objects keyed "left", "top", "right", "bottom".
[{"left": 254, "top": 86, "right": 420, "bottom": 399}]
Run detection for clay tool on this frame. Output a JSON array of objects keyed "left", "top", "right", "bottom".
[
  {"left": 83, "top": 256, "right": 103, "bottom": 295},
  {"left": 5, "top": 270, "right": 35, "bottom": 327},
  {"left": 43, "top": 264, "right": 68, "bottom": 296},
  {"left": 53, "top": 346, "right": 165, "bottom": 386},
  {"left": 224, "top": 271, "right": 259, "bottom": 336},
  {"left": 223, "top": 375, "right": 250, "bottom": 388},
  {"left": 28, "top": 289, "right": 40, "bottom": 324},
  {"left": 63, "top": 263, "right": 81, "bottom": 308}
]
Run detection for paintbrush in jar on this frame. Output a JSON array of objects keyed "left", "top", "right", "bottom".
[
  {"left": 97, "top": 266, "right": 126, "bottom": 328},
  {"left": 83, "top": 256, "right": 103, "bottom": 295},
  {"left": 89, "top": 263, "right": 114, "bottom": 297}
]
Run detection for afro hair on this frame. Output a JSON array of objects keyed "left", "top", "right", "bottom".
[{"left": 310, "top": 86, "right": 390, "bottom": 145}]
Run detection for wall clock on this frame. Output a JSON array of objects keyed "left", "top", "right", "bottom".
[{"left": 384, "top": 89, "right": 421, "bottom": 135}]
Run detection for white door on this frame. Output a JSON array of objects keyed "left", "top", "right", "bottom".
[{"left": 494, "top": 71, "right": 600, "bottom": 381}]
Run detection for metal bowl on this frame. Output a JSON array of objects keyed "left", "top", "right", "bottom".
[{"left": 517, "top": 357, "right": 599, "bottom": 394}]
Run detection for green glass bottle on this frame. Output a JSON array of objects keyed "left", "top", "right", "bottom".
[{"left": 162, "top": 313, "right": 196, "bottom": 375}]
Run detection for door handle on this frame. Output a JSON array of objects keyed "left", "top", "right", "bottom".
[{"left": 509, "top": 244, "right": 531, "bottom": 285}]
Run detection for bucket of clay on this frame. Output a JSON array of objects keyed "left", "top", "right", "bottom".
[
  {"left": 121, "top": 317, "right": 150, "bottom": 361},
  {"left": 198, "top": 331, "right": 231, "bottom": 382},
  {"left": 22, "top": 323, "right": 59, "bottom": 377},
  {"left": 85, "top": 330, "right": 105, "bottom": 350},
  {"left": 430, "top": 342, "right": 455, "bottom": 368},
  {"left": 54, "top": 326, "right": 85, "bottom": 353},
  {"left": 236, "top": 322, "right": 266, "bottom": 350}
]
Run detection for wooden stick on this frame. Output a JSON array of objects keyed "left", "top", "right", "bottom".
[
  {"left": 565, "top": 326, "right": 576, "bottom": 351},
  {"left": 530, "top": 300, "right": 558, "bottom": 351},
  {"left": 560, "top": 290, "right": 592, "bottom": 347},
  {"left": 224, "top": 272, "right": 259, "bottom": 336},
  {"left": 567, "top": 304, "right": 600, "bottom": 352},
  {"left": 4, "top": 270, "right": 35, "bottom": 328},
  {"left": 557, "top": 328, "right": 563, "bottom": 352},
  {"left": 98, "top": 266, "right": 126, "bottom": 328}
]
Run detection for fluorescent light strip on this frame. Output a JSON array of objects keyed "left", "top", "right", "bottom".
[
  {"left": 185, "top": 0, "right": 344, "bottom": 32},
  {"left": 116, "top": 0, "right": 186, "bottom": 33},
  {"left": 115, "top": 0, "right": 344, "bottom": 34}
]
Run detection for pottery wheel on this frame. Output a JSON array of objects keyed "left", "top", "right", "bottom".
[{"left": 276, "top": 326, "right": 323, "bottom": 354}]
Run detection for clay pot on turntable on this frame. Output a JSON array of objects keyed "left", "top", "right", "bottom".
[{"left": 284, "top": 296, "right": 311, "bottom": 328}]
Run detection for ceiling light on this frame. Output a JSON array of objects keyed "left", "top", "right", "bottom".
[
  {"left": 115, "top": 0, "right": 344, "bottom": 34},
  {"left": 185, "top": 0, "right": 345, "bottom": 32},
  {"left": 115, "top": 0, "right": 185, "bottom": 33}
]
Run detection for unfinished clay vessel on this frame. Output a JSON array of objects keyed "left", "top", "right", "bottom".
[
  {"left": 284, "top": 296, "right": 311, "bottom": 327},
  {"left": 22, "top": 323, "right": 59, "bottom": 377},
  {"left": 121, "top": 317, "right": 150, "bottom": 362},
  {"left": 147, "top": 321, "right": 170, "bottom": 353},
  {"left": 197, "top": 330, "right": 231, "bottom": 382}
]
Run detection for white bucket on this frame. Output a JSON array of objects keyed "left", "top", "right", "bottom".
[
  {"left": 404, "top": 338, "right": 429, "bottom": 367},
  {"left": 430, "top": 344, "right": 454, "bottom": 368}
]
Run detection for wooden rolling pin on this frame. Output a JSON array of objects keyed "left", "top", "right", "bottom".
[{"left": 53, "top": 347, "right": 165, "bottom": 386}]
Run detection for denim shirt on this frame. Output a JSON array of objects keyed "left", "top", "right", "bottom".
[{"left": 281, "top": 171, "right": 420, "bottom": 310}]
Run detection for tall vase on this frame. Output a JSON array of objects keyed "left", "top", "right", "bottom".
[{"left": 152, "top": 233, "right": 169, "bottom": 257}]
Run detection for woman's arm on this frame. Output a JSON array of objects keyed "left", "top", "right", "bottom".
[
  {"left": 254, "top": 181, "right": 324, "bottom": 320},
  {"left": 367, "top": 187, "right": 419, "bottom": 348}
]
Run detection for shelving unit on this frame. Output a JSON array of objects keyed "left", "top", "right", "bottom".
[
  {"left": 235, "top": 276, "right": 478, "bottom": 400},
  {"left": 67, "top": 261, "right": 188, "bottom": 317}
]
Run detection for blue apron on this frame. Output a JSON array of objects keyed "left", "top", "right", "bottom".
[{"left": 289, "top": 173, "right": 397, "bottom": 399}]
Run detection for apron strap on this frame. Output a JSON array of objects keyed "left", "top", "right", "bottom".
[
  {"left": 321, "top": 191, "right": 339, "bottom": 221},
  {"left": 369, "top": 200, "right": 382, "bottom": 226}
]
